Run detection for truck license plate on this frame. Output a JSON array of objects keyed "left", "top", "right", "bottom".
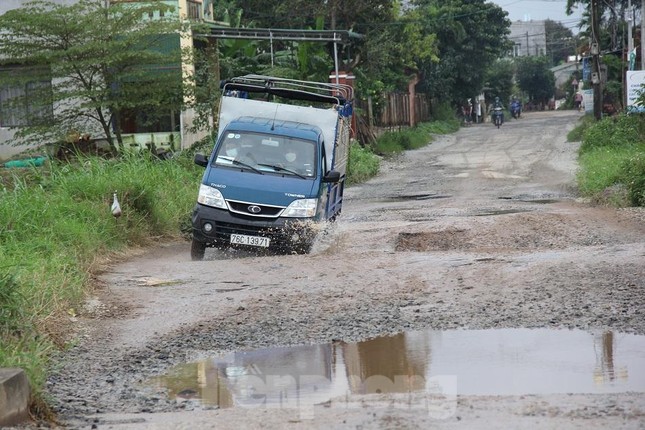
[{"left": 230, "top": 233, "right": 270, "bottom": 248}]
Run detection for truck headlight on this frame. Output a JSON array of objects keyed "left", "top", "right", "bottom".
[
  {"left": 197, "top": 184, "right": 227, "bottom": 209},
  {"left": 282, "top": 198, "right": 317, "bottom": 218}
]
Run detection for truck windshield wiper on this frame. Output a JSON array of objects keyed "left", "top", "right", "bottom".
[
  {"left": 225, "top": 158, "right": 263, "bottom": 174},
  {"left": 257, "top": 163, "right": 307, "bottom": 179}
]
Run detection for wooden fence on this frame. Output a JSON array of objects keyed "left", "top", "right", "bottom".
[{"left": 356, "top": 93, "right": 432, "bottom": 128}]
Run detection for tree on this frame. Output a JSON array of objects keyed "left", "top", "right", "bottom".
[
  {"left": 545, "top": 19, "right": 576, "bottom": 66},
  {"left": 484, "top": 59, "right": 515, "bottom": 105},
  {"left": 602, "top": 53, "right": 625, "bottom": 111},
  {"left": 0, "top": 0, "right": 190, "bottom": 152},
  {"left": 566, "top": 0, "right": 636, "bottom": 45},
  {"left": 411, "top": 0, "right": 512, "bottom": 106},
  {"left": 515, "top": 56, "right": 556, "bottom": 105},
  {"left": 230, "top": 0, "right": 398, "bottom": 76}
]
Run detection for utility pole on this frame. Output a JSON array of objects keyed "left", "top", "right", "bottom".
[
  {"left": 642, "top": 0, "right": 645, "bottom": 69},
  {"left": 626, "top": 0, "right": 633, "bottom": 108},
  {"left": 628, "top": 0, "right": 633, "bottom": 57},
  {"left": 591, "top": 0, "right": 603, "bottom": 119}
]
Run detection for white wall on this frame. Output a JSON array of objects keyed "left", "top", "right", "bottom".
[
  {"left": 0, "top": 0, "right": 79, "bottom": 161},
  {"left": 0, "top": 0, "right": 77, "bottom": 15},
  {"left": 509, "top": 21, "right": 547, "bottom": 57}
]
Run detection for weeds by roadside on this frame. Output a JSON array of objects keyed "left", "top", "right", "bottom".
[
  {"left": 347, "top": 141, "right": 380, "bottom": 185},
  {"left": 0, "top": 152, "right": 203, "bottom": 412},
  {"left": 372, "top": 120, "right": 460, "bottom": 156},
  {"left": 567, "top": 115, "right": 594, "bottom": 142},
  {"left": 571, "top": 113, "right": 645, "bottom": 207}
]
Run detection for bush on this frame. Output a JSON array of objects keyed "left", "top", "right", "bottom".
[
  {"left": 580, "top": 114, "right": 643, "bottom": 153},
  {"left": 576, "top": 113, "right": 645, "bottom": 207},
  {"left": 432, "top": 101, "right": 457, "bottom": 122},
  {"left": 0, "top": 273, "right": 24, "bottom": 336},
  {"left": 577, "top": 146, "right": 635, "bottom": 199},
  {"left": 567, "top": 116, "right": 593, "bottom": 142},
  {"left": 374, "top": 130, "right": 411, "bottom": 155},
  {"left": 347, "top": 141, "right": 380, "bottom": 185},
  {"left": 621, "top": 151, "right": 645, "bottom": 206},
  {"left": 0, "top": 152, "right": 203, "bottom": 411},
  {"left": 372, "top": 120, "right": 459, "bottom": 156}
]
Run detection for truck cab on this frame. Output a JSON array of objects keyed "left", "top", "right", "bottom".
[{"left": 191, "top": 75, "right": 353, "bottom": 260}]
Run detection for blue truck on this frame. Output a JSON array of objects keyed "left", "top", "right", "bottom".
[{"left": 190, "top": 75, "right": 354, "bottom": 260}]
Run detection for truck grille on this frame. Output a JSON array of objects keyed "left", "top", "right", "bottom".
[{"left": 227, "top": 199, "right": 284, "bottom": 218}]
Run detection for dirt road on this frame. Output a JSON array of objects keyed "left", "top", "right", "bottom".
[{"left": 43, "top": 110, "right": 645, "bottom": 429}]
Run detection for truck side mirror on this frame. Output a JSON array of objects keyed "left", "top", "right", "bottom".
[
  {"left": 194, "top": 153, "right": 208, "bottom": 167},
  {"left": 322, "top": 170, "right": 341, "bottom": 183}
]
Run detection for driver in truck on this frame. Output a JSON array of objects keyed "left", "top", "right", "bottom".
[
  {"left": 224, "top": 140, "right": 240, "bottom": 158},
  {"left": 221, "top": 137, "right": 256, "bottom": 164}
]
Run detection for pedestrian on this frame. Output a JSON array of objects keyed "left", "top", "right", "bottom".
[
  {"left": 477, "top": 97, "right": 485, "bottom": 123},
  {"left": 464, "top": 100, "right": 473, "bottom": 126},
  {"left": 574, "top": 92, "right": 583, "bottom": 111}
]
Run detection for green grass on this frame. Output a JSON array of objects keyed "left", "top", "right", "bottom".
[
  {"left": 347, "top": 141, "right": 380, "bottom": 185},
  {"left": 372, "top": 119, "right": 459, "bottom": 156},
  {"left": 575, "top": 113, "right": 645, "bottom": 206},
  {"left": 567, "top": 115, "right": 594, "bottom": 142},
  {"left": 577, "top": 146, "right": 639, "bottom": 203},
  {"left": 0, "top": 152, "right": 204, "bottom": 414}
]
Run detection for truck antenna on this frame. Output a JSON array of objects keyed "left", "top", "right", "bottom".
[{"left": 271, "top": 105, "right": 279, "bottom": 131}]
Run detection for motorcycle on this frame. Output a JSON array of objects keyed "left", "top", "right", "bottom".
[
  {"left": 510, "top": 102, "right": 521, "bottom": 119},
  {"left": 492, "top": 107, "right": 504, "bottom": 128}
]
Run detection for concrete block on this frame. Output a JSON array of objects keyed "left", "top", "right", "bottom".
[{"left": 0, "top": 368, "right": 31, "bottom": 427}]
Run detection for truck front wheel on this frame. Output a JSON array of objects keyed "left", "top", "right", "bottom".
[
  {"left": 191, "top": 238, "right": 206, "bottom": 261},
  {"left": 293, "top": 240, "right": 314, "bottom": 254}
]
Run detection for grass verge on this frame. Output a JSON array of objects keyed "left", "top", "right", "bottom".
[
  {"left": 0, "top": 152, "right": 203, "bottom": 415},
  {"left": 572, "top": 113, "right": 645, "bottom": 206},
  {"left": 372, "top": 120, "right": 460, "bottom": 156}
]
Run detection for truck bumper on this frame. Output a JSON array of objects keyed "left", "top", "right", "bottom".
[{"left": 191, "top": 204, "right": 316, "bottom": 251}]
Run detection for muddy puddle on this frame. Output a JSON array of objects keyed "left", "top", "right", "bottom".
[{"left": 151, "top": 329, "right": 645, "bottom": 409}]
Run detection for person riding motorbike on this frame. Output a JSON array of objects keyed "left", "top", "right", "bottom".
[
  {"left": 510, "top": 98, "right": 521, "bottom": 119},
  {"left": 490, "top": 97, "right": 504, "bottom": 126}
]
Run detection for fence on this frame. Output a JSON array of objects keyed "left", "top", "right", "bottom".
[{"left": 356, "top": 93, "right": 432, "bottom": 128}]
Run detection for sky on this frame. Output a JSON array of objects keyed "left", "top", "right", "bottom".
[{"left": 491, "top": 0, "right": 585, "bottom": 31}]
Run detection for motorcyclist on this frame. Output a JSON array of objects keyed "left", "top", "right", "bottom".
[
  {"left": 490, "top": 96, "right": 504, "bottom": 124},
  {"left": 510, "top": 97, "right": 521, "bottom": 119}
]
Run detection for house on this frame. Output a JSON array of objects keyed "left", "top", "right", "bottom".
[
  {"left": 0, "top": 0, "right": 217, "bottom": 161},
  {"left": 113, "top": 0, "right": 217, "bottom": 153},
  {"left": 551, "top": 61, "right": 581, "bottom": 90},
  {"left": 0, "top": 1, "right": 69, "bottom": 160},
  {"left": 508, "top": 20, "right": 547, "bottom": 57}
]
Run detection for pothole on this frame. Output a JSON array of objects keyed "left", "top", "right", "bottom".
[
  {"left": 395, "top": 229, "right": 471, "bottom": 252},
  {"left": 379, "top": 193, "right": 452, "bottom": 202},
  {"left": 149, "top": 329, "right": 645, "bottom": 410},
  {"left": 498, "top": 194, "right": 566, "bottom": 204},
  {"left": 473, "top": 209, "right": 530, "bottom": 216}
]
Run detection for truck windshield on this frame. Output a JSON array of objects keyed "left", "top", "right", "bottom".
[{"left": 214, "top": 132, "right": 316, "bottom": 178}]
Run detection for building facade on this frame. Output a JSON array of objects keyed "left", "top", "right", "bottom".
[
  {"left": 0, "top": 0, "right": 214, "bottom": 161},
  {"left": 508, "top": 20, "right": 547, "bottom": 57}
]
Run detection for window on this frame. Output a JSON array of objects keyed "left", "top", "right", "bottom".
[
  {"left": 0, "top": 70, "right": 53, "bottom": 127},
  {"left": 187, "top": 0, "right": 201, "bottom": 20}
]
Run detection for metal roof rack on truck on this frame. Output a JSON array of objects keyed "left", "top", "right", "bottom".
[{"left": 220, "top": 74, "right": 353, "bottom": 106}]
